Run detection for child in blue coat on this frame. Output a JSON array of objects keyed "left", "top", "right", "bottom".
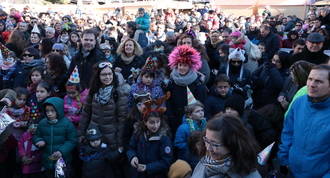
[
  {"left": 174, "top": 101, "right": 207, "bottom": 168},
  {"left": 127, "top": 111, "right": 173, "bottom": 178}
]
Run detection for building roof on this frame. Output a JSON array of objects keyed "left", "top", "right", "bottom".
[{"left": 214, "top": 0, "right": 307, "bottom": 6}]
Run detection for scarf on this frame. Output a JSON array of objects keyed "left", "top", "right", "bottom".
[
  {"left": 202, "top": 156, "right": 233, "bottom": 177},
  {"left": 94, "top": 85, "right": 113, "bottom": 105},
  {"left": 170, "top": 69, "right": 198, "bottom": 86},
  {"left": 186, "top": 118, "right": 207, "bottom": 132}
]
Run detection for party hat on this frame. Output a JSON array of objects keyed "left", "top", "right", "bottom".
[
  {"left": 32, "top": 24, "right": 40, "bottom": 34},
  {"left": 257, "top": 142, "right": 275, "bottom": 166},
  {"left": 143, "top": 57, "right": 157, "bottom": 71},
  {"left": 187, "top": 87, "right": 197, "bottom": 105},
  {"left": 68, "top": 66, "right": 80, "bottom": 84}
]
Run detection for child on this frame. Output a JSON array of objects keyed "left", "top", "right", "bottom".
[
  {"left": 27, "top": 81, "right": 52, "bottom": 125},
  {"left": 134, "top": 8, "right": 150, "bottom": 48},
  {"left": 79, "top": 126, "right": 119, "bottom": 178},
  {"left": 204, "top": 74, "right": 232, "bottom": 118},
  {"left": 33, "top": 97, "right": 77, "bottom": 178},
  {"left": 6, "top": 87, "right": 30, "bottom": 141},
  {"left": 27, "top": 67, "right": 44, "bottom": 95},
  {"left": 127, "top": 112, "right": 173, "bottom": 178},
  {"left": 258, "top": 42, "right": 268, "bottom": 66},
  {"left": 129, "top": 69, "right": 163, "bottom": 108},
  {"left": 64, "top": 66, "right": 88, "bottom": 127},
  {"left": 174, "top": 101, "right": 207, "bottom": 168},
  {"left": 17, "top": 124, "right": 43, "bottom": 178}
]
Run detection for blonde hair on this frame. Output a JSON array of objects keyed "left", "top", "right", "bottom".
[{"left": 116, "top": 38, "right": 143, "bottom": 56}]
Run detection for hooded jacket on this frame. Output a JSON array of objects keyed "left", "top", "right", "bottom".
[{"left": 33, "top": 97, "right": 77, "bottom": 170}]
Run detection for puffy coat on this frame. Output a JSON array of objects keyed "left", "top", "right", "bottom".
[
  {"left": 79, "top": 75, "right": 130, "bottom": 149},
  {"left": 113, "top": 55, "right": 145, "bottom": 79},
  {"left": 127, "top": 133, "right": 173, "bottom": 178},
  {"left": 33, "top": 97, "right": 77, "bottom": 170},
  {"left": 135, "top": 13, "right": 150, "bottom": 32}
]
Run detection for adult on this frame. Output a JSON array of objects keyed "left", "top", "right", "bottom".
[
  {"left": 79, "top": 61, "right": 129, "bottom": 177},
  {"left": 278, "top": 64, "right": 330, "bottom": 177},
  {"left": 166, "top": 45, "right": 207, "bottom": 135},
  {"left": 257, "top": 25, "right": 280, "bottom": 60},
  {"left": 67, "top": 29, "right": 106, "bottom": 90},
  {"left": 113, "top": 38, "right": 144, "bottom": 80},
  {"left": 290, "top": 32, "right": 329, "bottom": 65},
  {"left": 192, "top": 114, "right": 261, "bottom": 178}
]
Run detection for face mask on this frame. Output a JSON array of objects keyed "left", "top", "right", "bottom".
[{"left": 60, "top": 35, "right": 69, "bottom": 43}]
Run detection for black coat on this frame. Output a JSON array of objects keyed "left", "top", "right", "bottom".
[
  {"left": 289, "top": 47, "right": 329, "bottom": 66},
  {"left": 165, "top": 75, "right": 207, "bottom": 134},
  {"left": 67, "top": 47, "right": 106, "bottom": 89},
  {"left": 205, "top": 40, "right": 222, "bottom": 70},
  {"left": 258, "top": 32, "right": 280, "bottom": 60},
  {"left": 204, "top": 87, "right": 231, "bottom": 119},
  {"left": 113, "top": 55, "right": 145, "bottom": 79}
]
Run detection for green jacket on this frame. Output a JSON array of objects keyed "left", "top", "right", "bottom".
[
  {"left": 33, "top": 97, "right": 77, "bottom": 170},
  {"left": 135, "top": 13, "right": 150, "bottom": 32}
]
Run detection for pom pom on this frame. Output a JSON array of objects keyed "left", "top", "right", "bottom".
[{"left": 168, "top": 45, "right": 202, "bottom": 71}]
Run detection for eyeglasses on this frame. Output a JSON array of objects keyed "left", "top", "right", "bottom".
[
  {"left": 203, "top": 136, "right": 223, "bottom": 149},
  {"left": 98, "top": 62, "right": 112, "bottom": 68},
  {"left": 23, "top": 53, "right": 33, "bottom": 57}
]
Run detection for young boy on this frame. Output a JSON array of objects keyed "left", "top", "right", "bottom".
[
  {"left": 33, "top": 97, "right": 77, "bottom": 178},
  {"left": 204, "top": 74, "right": 232, "bottom": 118}
]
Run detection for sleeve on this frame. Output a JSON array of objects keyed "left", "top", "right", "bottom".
[
  {"left": 33, "top": 122, "right": 45, "bottom": 144},
  {"left": 266, "top": 35, "right": 280, "bottom": 59},
  {"left": 17, "top": 134, "right": 26, "bottom": 157},
  {"left": 174, "top": 125, "right": 188, "bottom": 150},
  {"left": 116, "top": 87, "right": 129, "bottom": 147},
  {"left": 146, "top": 136, "right": 173, "bottom": 174},
  {"left": 126, "top": 135, "right": 138, "bottom": 162},
  {"left": 0, "top": 89, "right": 17, "bottom": 103},
  {"left": 268, "top": 67, "right": 284, "bottom": 90},
  {"left": 78, "top": 96, "right": 92, "bottom": 137},
  {"left": 278, "top": 102, "right": 295, "bottom": 166},
  {"left": 57, "top": 121, "right": 77, "bottom": 157}
]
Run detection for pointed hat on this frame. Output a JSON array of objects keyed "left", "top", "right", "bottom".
[
  {"left": 187, "top": 87, "right": 197, "bottom": 105},
  {"left": 68, "top": 66, "right": 80, "bottom": 84},
  {"left": 257, "top": 142, "right": 275, "bottom": 166},
  {"left": 32, "top": 24, "right": 40, "bottom": 34}
]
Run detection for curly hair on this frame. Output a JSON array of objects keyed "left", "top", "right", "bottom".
[{"left": 168, "top": 45, "right": 202, "bottom": 71}]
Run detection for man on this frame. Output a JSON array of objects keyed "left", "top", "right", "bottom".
[
  {"left": 287, "top": 39, "right": 305, "bottom": 66},
  {"left": 258, "top": 25, "right": 280, "bottom": 60},
  {"left": 67, "top": 29, "right": 106, "bottom": 89},
  {"left": 278, "top": 64, "right": 330, "bottom": 177},
  {"left": 290, "top": 32, "right": 328, "bottom": 65},
  {"left": 45, "top": 27, "right": 56, "bottom": 43},
  {"left": 205, "top": 31, "right": 222, "bottom": 70}
]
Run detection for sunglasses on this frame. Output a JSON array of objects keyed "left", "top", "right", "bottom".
[
  {"left": 98, "top": 62, "right": 112, "bottom": 68},
  {"left": 23, "top": 53, "right": 33, "bottom": 57},
  {"left": 52, "top": 49, "right": 62, "bottom": 52}
]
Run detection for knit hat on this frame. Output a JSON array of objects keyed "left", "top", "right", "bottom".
[
  {"left": 224, "top": 94, "right": 245, "bottom": 116},
  {"left": 168, "top": 45, "right": 202, "bottom": 71},
  {"left": 168, "top": 159, "right": 192, "bottom": 178},
  {"left": 230, "top": 31, "right": 242, "bottom": 38},
  {"left": 228, "top": 48, "right": 245, "bottom": 62},
  {"left": 86, "top": 125, "right": 102, "bottom": 141},
  {"left": 62, "top": 15, "right": 72, "bottom": 22}
]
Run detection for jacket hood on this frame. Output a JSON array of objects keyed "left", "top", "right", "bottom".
[{"left": 43, "top": 97, "right": 65, "bottom": 120}]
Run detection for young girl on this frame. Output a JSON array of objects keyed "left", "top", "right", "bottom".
[
  {"left": 27, "top": 67, "right": 44, "bottom": 95},
  {"left": 127, "top": 112, "right": 173, "bottom": 178},
  {"left": 129, "top": 69, "right": 164, "bottom": 107},
  {"left": 6, "top": 87, "right": 30, "bottom": 141},
  {"left": 64, "top": 82, "right": 88, "bottom": 127},
  {"left": 27, "top": 81, "right": 52, "bottom": 125},
  {"left": 174, "top": 101, "right": 207, "bottom": 168},
  {"left": 18, "top": 124, "right": 43, "bottom": 178}
]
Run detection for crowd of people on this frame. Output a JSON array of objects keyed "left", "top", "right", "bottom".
[{"left": 0, "top": 3, "right": 329, "bottom": 178}]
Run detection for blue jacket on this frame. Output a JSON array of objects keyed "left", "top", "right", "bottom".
[
  {"left": 127, "top": 133, "right": 173, "bottom": 178},
  {"left": 278, "top": 95, "right": 330, "bottom": 177},
  {"left": 135, "top": 13, "right": 150, "bottom": 32}
]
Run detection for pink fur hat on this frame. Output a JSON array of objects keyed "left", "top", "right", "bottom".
[{"left": 168, "top": 45, "right": 202, "bottom": 71}]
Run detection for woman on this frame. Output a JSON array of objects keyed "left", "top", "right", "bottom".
[
  {"left": 282, "top": 30, "right": 299, "bottom": 48},
  {"left": 166, "top": 45, "right": 207, "bottom": 135},
  {"left": 226, "top": 48, "right": 251, "bottom": 87},
  {"left": 113, "top": 38, "right": 144, "bottom": 80},
  {"left": 79, "top": 61, "right": 130, "bottom": 177},
  {"left": 177, "top": 34, "right": 210, "bottom": 83},
  {"left": 6, "top": 30, "right": 28, "bottom": 57},
  {"left": 68, "top": 31, "right": 80, "bottom": 57},
  {"left": 30, "top": 32, "right": 41, "bottom": 48},
  {"left": 192, "top": 114, "right": 261, "bottom": 178},
  {"left": 251, "top": 51, "right": 289, "bottom": 109}
]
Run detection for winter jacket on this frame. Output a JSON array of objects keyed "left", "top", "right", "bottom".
[
  {"left": 129, "top": 79, "right": 164, "bottom": 107},
  {"left": 113, "top": 55, "right": 145, "bottom": 79},
  {"left": 67, "top": 47, "right": 106, "bottom": 90},
  {"left": 192, "top": 156, "right": 261, "bottom": 178},
  {"left": 174, "top": 116, "right": 206, "bottom": 168},
  {"left": 135, "top": 13, "right": 151, "bottom": 32},
  {"left": 289, "top": 47, "right": 329, "bottom": 66},
  {"left": 257, "top": 32, "right": 280, "bottom": 60},
  {"left": 33, "top": 97, "right": 77, "bottom": 170},
  {"left": 79, "top": 75, "right": 130, "bottom": 149},
  {"left": 18, "top": 131, "right": 43, "bottom": 174},
  {"left": 204, "top": 87, "right": 231, "bottom": 118},
  {"left": 80, "top": 143, "right": 119, "bottom": 178},
  {"left": 251, "top": 63, "right": 285, "bottom": 109},
  {"left": 127, "top": 133, "right": 173, "bottom": 178},
  {"left": 278, "top": 95, "right": 330, "bottom": 177},
  {"left": 64, "top": 89, "right": 88, "bottom": 127},
  {"left": 27, "top": 95, "right": 48, "bottom": 125},
  {"left": 284, "top": 86, "right": 307, "bottom": 117},
  {"left": 205, "top": 40, "right": 222, "bottom": 70}
]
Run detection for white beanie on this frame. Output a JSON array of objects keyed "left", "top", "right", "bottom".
[{"left": 228, "top": 48, "right": 245, "bottom": 62}]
